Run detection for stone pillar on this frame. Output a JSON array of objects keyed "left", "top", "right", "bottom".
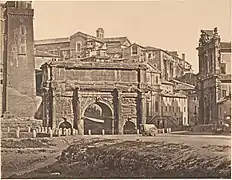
[
  {"left": 140, "top": 93, "right": 147, "bottom": 125},
  {"left": 73, "top": 88, "right": 84, "bottom": 135},
  {"left": 88, "top": 129, "right": 91, "bottom": 135},
  {"left": 16, "top": 127, "right": 20, "bottom": 138},
  {"left": 45, "top": 126, "right": 48, "bottom": 133},
  {"left": 28, "top": 126, "right": 31, "bottom": 133},
  {"left": 58, "top": 128, "right": 62, "bottom": 137},
  {"left": 51, "top": 89, "right": 56, "bottom": 130},
  {"left": 32, "top": 129, "right": 37, "bottom": 138},
  {"left": 116, "top": 91, "right": 123, "bottom": 135},
  {"left": 49, "top": 128, "right": 53, "bottom": 138},
  {"left": 42, "top": 91, "right": 47, "bottom": 127},
  {"left": 111, "top": 117, "right": 115, "bottom": 135}
]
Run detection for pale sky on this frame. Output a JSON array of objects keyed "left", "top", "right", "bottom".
[{"left": 33, "top": 0, "right": 231, "bottom": 73}]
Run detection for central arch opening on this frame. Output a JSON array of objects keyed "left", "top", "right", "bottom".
[{"left": 83, "top": 102, "right": 113, "bottom": 135}]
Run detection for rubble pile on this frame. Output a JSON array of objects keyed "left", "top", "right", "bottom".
[{"left": 17, "top": 139, "right": 231, "bottom": 178}]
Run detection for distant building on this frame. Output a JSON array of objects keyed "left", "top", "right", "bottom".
[
  {"left": 171, "top": 79, "right": 199, "bottom": 126},
  {"left": 197, "top": 27, "right": 231, "bottom": 125},
  {"left": 144, "top": 47, "right": 192, "bottom": 82}
]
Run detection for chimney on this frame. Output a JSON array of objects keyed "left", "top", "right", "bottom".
[
  {"left": 96, "top": 28, "right": 104, "bottom": 39},
  {"left": 182, "top": 53, "right": 185, "bottom": 61}
]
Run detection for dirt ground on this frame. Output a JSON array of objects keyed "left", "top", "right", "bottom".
[{"left": 1, "top": 134, "right": 231, "bottom": 179}]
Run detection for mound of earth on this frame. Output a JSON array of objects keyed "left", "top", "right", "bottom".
[{"left": 10, "top": 139, "right": 231, "bottom": 179}]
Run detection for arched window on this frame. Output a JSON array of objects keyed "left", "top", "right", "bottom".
[
  {"left": 76, "top": 42, "right": 81, "bottom": 52},
  {"left": 20, "top": 36, "right": 26, "bottom": 44},
  {"left": 20, "top": 25, "right": 26, "bottom": 35},
  {"left": 131, "top": 45, "right": 138, "bottom": 55}
]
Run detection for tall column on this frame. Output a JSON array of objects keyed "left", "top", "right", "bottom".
[
  {"left": 140, "top": 92, "right": 147, "bottom": 125},
  {"left": 73, "top": 88, "right": 84, "bottom": 135},
  {"left": 117, "top": 92, "right": 123, "bottom": 135},
  {"left": 114, "top": 89, "right": 123, "bottom": 135},
  {"left": 42, "top": 91, "right": 47, "bottom": 127},
  {"left": 111, "top": 117, "right": 115, "bottom": 135},
  {"left": 51, "top": 89, "right": 56, "bottom": 129}
]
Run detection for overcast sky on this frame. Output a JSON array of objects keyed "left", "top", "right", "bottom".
[{"left": 33, "top": 0, "right": 231, "bottom": 72}]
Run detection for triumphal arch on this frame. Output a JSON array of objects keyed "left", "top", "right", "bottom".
[{"left": 41, "top": 61, "right": 149, "bottom": 135}]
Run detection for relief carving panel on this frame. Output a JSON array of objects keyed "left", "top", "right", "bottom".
[
  {"left": 55, "top": 97, "right": 74, "bottom": 127},
  {"left": 120, "top": 97, "right": 137, "bottom": 123}
]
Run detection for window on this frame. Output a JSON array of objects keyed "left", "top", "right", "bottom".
[
  {"left": 173, "top": 107, "right": 174, "bottom": 112},
  {"left": 222, "top": 90, "right": 226, "bottom": 97},
  {"left": 132, "top": 45, "right": 138, "bottom": 55},
  {"left": 20, "top": 36, "right": 26, "bottom": 44},
  {"left": 155, "top": 102, "right": 159, "bottom": 112},
  {"left": 169, "top": 106, "right": 172, "bottom": 112},
  {"left": 0, "top": 68, "right": 2, "bottom": 73},
  {"left": 195, "top": 106, "right": 197, "bottom": 113},
  {"left": 76, "top": 42, "right": 81, "bottom": 52},
  {"left": 184, "top": 117, "right": 186, "bottom": 124},
  {"left": 19, "top": 45, "right": 26, "bottom": 54},
  {"left": 178, "top": 107, "right": 180, "bottom": 112},
  {"left": 166, "top": 107, "right": 168, "bottom": 112},
  {"left": 220, "top": 63, "right": 226, "bottom": 74},
  {"left": 0, "top": 79, "right": 2, "bottom": 84},
  {"left": 156, "top": 76, "right": 159, "bottom": 83},
  {"left": 148, "top": 53, "right": 151, "bottom": 58},
  {"left": 184, "top": 107, "right": 186, "bottom": 112},
  {"left": 26, "top": 2, "right": 31, "bottom": 9},
  {"left": 20, "top": 25, "right": 26, "bottom": 35}
]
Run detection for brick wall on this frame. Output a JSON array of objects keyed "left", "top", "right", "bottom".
[{"left": 3, "top": 6, "right": 36, "bottom": 117}]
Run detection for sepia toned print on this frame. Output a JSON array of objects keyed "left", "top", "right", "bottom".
[{"left": 0, "top": 0, "right": 231, "bottom": 179}]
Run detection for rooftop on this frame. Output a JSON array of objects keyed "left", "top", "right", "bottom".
[
  {"left": 34, "top": 49, "right": 59, "bottom": 57},
  {"left": 34, "top": 37, "right": 69, "bottom": 45},
  {"left": 103, "top": 37, "right": 130, "bottom": 44},
  {"left": 221, "top": 42, "right": 231, "bottom": 51}
]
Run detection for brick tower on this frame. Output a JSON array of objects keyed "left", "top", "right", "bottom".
[{"left": 2, "top": 1, "right": 36, "bottom": 117}]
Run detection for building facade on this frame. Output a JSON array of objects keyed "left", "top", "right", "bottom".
[
  {"left": 197, "top": 27, "right": 231, "bottom": 125},
  {"left": 35, "top": 28, "right": 192, "bottom": 131},
  {"left": 41, "top": 61, "right": 149, "bottom": 135}
]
